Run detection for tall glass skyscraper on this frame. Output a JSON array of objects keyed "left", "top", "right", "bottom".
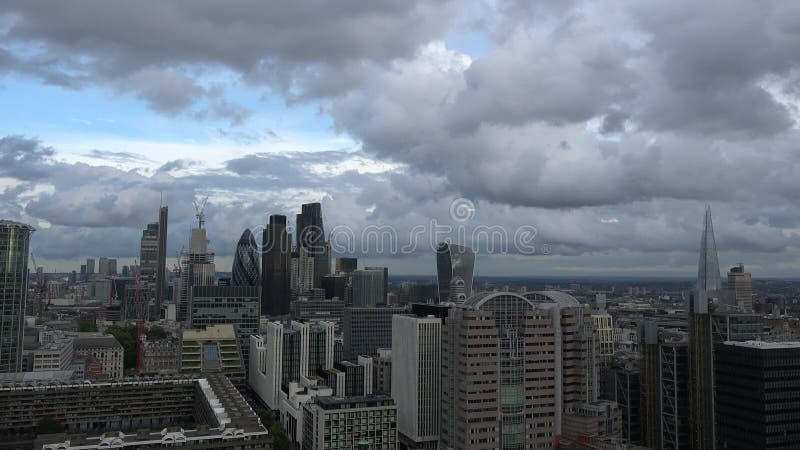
[
  {"left": 155, "top": 205, "right": 168, "bottom": 310},
  {"left": 262, "top": 215, "right": 291, "bottom": 315},
  {"left": 297, "top": 203, "right": 330, "bottom": 289},
  {"left": 0, "top": 220, "right": 33, "bottom": 373},
  {"left": 232, "top": 229, "right": 259, "bottom": 287},
  {"left": 435, "top": 242, "right": 475, "bottom": 303}
]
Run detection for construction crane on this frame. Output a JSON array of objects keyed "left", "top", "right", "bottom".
[
  {"left": 134, "top": 259, "right": 144, "bottom": 376},
  {"left": 193, "top": 196, "right": 209, "bottom": 229}
]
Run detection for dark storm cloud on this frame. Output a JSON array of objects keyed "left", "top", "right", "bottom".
[{"left": 0, "top": 0, "right": 454, "bottom": 115}]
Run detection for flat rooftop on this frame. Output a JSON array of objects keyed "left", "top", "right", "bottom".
[{"left": 723, "top": 340, "right": 800, "bottom": 349}]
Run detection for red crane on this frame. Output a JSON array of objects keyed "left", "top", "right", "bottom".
[{"left": 134, "top": 260, "right": 144, "bottom": 376}]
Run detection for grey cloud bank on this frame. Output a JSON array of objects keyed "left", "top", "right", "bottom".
[{"left": 1, "top": 1, "right": 800, "bottom": 276}]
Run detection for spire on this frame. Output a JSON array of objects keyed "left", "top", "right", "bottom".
[{"left": 697, "top": 205, "right": 722, "bottom": 298}]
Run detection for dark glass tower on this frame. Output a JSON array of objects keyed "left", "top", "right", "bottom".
[
  {"left": 297, "top": 203, "right": 329, "bottom": 288},
  {"left": 155, "top": 205, "right": 168, "bottom": 311},
  {"left": 232, "top": 229, "right": 260, "bottom": 287},
  {"left": 435, "top": 242, "right": 475, "bottom": 303},
  {"left": 0, "top": 220, "right": 33, "bottom": 373},
  {"left": 262, "top": 215, "right": 291, "bottom": 315}
]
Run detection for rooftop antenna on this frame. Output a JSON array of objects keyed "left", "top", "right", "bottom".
[{"left": 193, "top": 196, "right": 209, "bottom": 229}]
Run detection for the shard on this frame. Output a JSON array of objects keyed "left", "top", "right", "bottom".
[
  {"left": 696, "top": 204, "right": 722, "bottom": 310},
  {"left": 689, "top": 205, "right": 717, "bottom": 450}
]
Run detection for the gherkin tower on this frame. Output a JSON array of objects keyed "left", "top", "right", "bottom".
[{"left": 232, "top": 229, "right": 259, "bottom": 287}]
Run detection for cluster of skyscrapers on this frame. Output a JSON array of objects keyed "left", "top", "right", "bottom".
[{"left": 2, "top": 203, "right": 800, "bottom": 450}]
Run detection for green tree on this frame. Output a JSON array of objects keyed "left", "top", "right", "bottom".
[
  {"left": 105, "top": 324, "right": 137, "bottom": 369},
  {"left": 146, "top": 325, "right": 170, "bottom": 341},
  {"left": 269, "top": 422, "right": 290, "bottom": 450},
  {"left": 77, "top": 320, "right": 97, "bottom": 332},
  {"left": 36, "top": 417, "right": 63, "bottom": 434}
]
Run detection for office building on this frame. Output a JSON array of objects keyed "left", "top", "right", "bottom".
[
  {"left": 593, "top": 312, "right": 615, "bottom": 399},
  {"left": 435, "top": 242, "right": 475, "bottom": 303},
  {"left": 373, "top": 348, "right": 392, "bottom": 395},
  {"left": 290, "top": 298, "right": 345, "bottom": 325},
  {"left": 296, "top": 202, "right": 330, "bottom": 289},
  {"left": 351, "top": 268, "right": 386, "bottom": 307},
  {"left": 0, "top": 373, "right": 271, "bottom": 449},
  {"left": 232, "top": 228, "right": 260, "bottom": 287},
  {"left": 715, "top": 341, "right": 800, "bottom": 449},
  {"left": 250, "top": 320, "right": 335, "bottom": 410},
  {"left": 0, "top": 220, "right": 33, "bottom": 373},
  {"left": 140, "top": 223, "right": 158, "bottom": 284},
  {"left": 85, "top": 258, "right": 95, "bottom": 275},
  {"left": 74, "top": 335, "right": 124, "bottom": 379},
  {"left": 279, "top": 379, "right": 334, "bottom": 448},
  {"left": 323, "top": 358, "right": 374, "bottom": 397},
  {"left": 335, "top": 257, "right": 357, "bottom": 275},
  {"left": 301, "top": 395, "right": 397, "bottom": 450},
  {"left": 177, "top": 226, "right": 215, "bottom": 323},
  {"left": 262, "top": 215, "right": 291, "bottom": 315},
  {"left": 181, "top": 324, "right": 244, "bottom": 385},
  {"left": 322, "top": 275, "right": 347, "bottom": 300},
  {"left": 190, "top": 285, "right": 260, "bottom": 371},
  {"left": 155, "top": 205, "right": 168, "bottom": 309},
  {"left": 31, "top": 334, "right": 74, "bottom": 372},
  {"left": 688, "top": 206, "right": 718, "bottom": 450},
  {"left": 295, "top": 246, "right": 316, "bottom": 295},
  {"left": 98, "top": 257, "right": 117, "bottom": 276},
  {"left": 365, "top": 266, "right": 388, "bottom": 304},
  {"left": 440, "top": 291, "right": 592, "bottom": 449},
  {"left": 392, "top": 314, "right": 441, "bottom": 449},
  {"left": 727, "top": 263, "right": 753, "bottom": 312},
  {"left": 561, "top": 401, "right": 622, "bottom": 442},
  {"left": 612, "top": 354, "right": 641, "bottom": 444},
  {"left": 711, "top": 312, "right": 762, "bottom": 342},
  {"left": 343, "top": 306, "right": 407, "bottom": 360},
  {"left": 639, "top": 323, "right": 690, "bottom": 450}
]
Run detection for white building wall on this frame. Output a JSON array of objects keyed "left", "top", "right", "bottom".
[{"left": 392, "top": 314, "right": 441, "bottom": 444}]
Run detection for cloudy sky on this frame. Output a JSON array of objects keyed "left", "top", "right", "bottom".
[{"left": 2, "top": 0, "right": 800, "bottom": 277}]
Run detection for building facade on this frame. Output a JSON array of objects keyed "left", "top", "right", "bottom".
[
  {"left": 262, "top": 215, "right": 291, "bottom": 316},
  {"left": 301, "top": 395, "right": 397, "bottom": 450},
  {"left": 351, "top": 268, "right": 386, "bottom": 307},
  {"left": 74, "top": 335, "right": 124, "bottom": 379},
  {"left": 232, "top": 228, "right": 260, "bottom": 287},
  {"left": 727, "top": 263, "right": 753, "bottom": 312},
  {"left": 1, "top": 374, "right": 270, "bottom": 449},
  {"left": 181, "top": 324, "right": 244, "bottom": 385},
  {"left": 440, "top": 291, "right": 592, "bottom": 450},
  {"left": 0, "top": 220, "right": 33, "bottom": 373},
  {"left": 343, "top": 306, "right": 407, "bottom": 360},
  {"left": 190, "top": 285, "right": 259, "bottom": 371},
  {"left": 715, "top": 341, "right": 800, "bottom": 450},
  {"left": 141, "top": 337, "right": 181, "bottom": 375},
  {"left": 250, "top": 320, "right": 336, "bottom": 410},
  {"left": 392, "top": 314, "right": 441, "bottom": 448},
  {"left": 435, "top": 242, "right": 475, "bottom": 303}
]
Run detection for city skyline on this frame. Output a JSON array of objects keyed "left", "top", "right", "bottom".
[{"left": 2, "top": 2, "right": 800, "bottom": 277}]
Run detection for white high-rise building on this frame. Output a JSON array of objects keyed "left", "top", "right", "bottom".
[
  {"left": 249, "top": 320, "right": 335, "bottom": 410},
  {"left": 392, "top": 314, "right": 441, "bottom": 448}
]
